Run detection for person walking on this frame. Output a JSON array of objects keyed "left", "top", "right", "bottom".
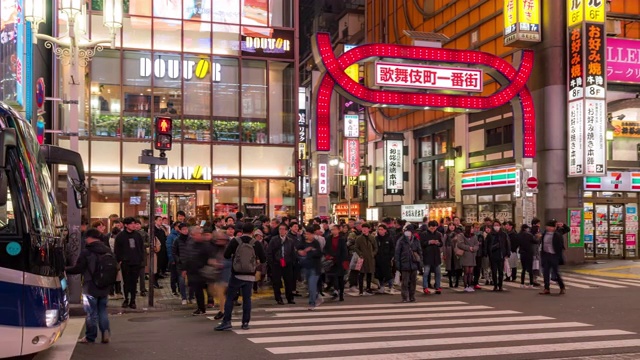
[
  {"left": 297, "top": 226, "right": 324, "bottom": 310},
  {"left": 183, "top": 226, "right": 214, "bottom": 316},
  {"left": 517, "top": 224, "right": 539, "bottom": 288},
  {"left": 504, "top": 221, "right": 519, "bottom": 282},
  {"left": 395, "top": 224, "right": 422, "bottom": 303},
  {"left": 458, "top": 225, "right": 480, "bottom": 292},
  {"left": 266, "top": 223, "right": 297, "bottom": 305},
  {"left": 66, "top": 228, "right": 114, "bottom": 344},
  {"left": 113, "top": 217, "right": 145, "bottom": 309},
  {"left": 324, "top": 224, "right": 348, "bottom": 301},
  {"left": 485, "top": 220, "right": 511, "bottom": 292},
  {"left": 443, "top": 223, "right": 463, "bottom": 288},
  {"left": 472, "top": 223, "right": 486, "bottom": 290},
  {"left": 354, "top": 223, "right": 378, "bottom": 296},
  {"left": 215, "top": 223, "right": 266, "bottom": 331},
  {"left": 374, "top": 224, "right": 395, "bottom": 294},
  {"left": 539, "top": 220, "right": 566, "bottom": 295},
  {"left": 420, "top": 220, "right": 443, "bottom": 295}
]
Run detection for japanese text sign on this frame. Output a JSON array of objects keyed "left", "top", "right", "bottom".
[
  {"left": 344, "top": 139, "right": 360, "bottom": 177},
  {"left": 344, "top": 114, "right": 359, "bottom": 138},
  {"left": 503, "top": 0, "right": 541, "bottom": 47},
  {"left": 401, "top": 204, "right": 428, "bottom": 223},
  {"left": 375, "top": 62, "right": 483, "bottom": 92},
  {"left": 384, "top": 139, "right": 404, "bottom": 195},
  {"left": 607, "top": 37, "right": 640, "bottom": 84},
  {"left": 318, "top": 163, "right": 328, "bottom": 195}
]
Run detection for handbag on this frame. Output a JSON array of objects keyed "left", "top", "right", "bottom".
[
  {"left": 355, "top": 257, "right": 364, "bottom": 271},
  {"left": 504, "top": 258, "right": 511, "bottom": 274},
  {"left": 322, "top": 258, "right": 335, "bottom": 273},
  {"left": 412, "top": 251, "right": 422, "bottom": 263},
  {"left": 533, "top": 258, "right": 540, "bottom": 271},
  {"left": 454, "top": 246, "right": 465, "bottom": 258}
]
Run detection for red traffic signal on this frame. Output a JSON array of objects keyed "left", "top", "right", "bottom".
[{"left": 154, "top": 117, "right": 172, "bottom": 151}]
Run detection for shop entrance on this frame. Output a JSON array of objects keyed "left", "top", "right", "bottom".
[
  {"left": 584, "top": 202, "right": 637, "bottom": 259},
  {"left": 155, "top": 183, "right": 211, "bottom": 223}
]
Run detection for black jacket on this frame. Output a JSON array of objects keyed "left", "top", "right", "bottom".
[
  {"left": 184, "top": 240, "right": 215, "bottom": 282},
  {"left": 419, "top": 229, "right": 443, "bottom": 266},
  {"left": 375, "top": 233, "right": 395, "bottom": 262},
  {"left": 395, "top": 235, "right": 422, "bottom": 271},
  {"left": 485, "top": 230, "right": 511, "bottom": 261},
  {"left": 324, "top": 233, "right": 348, "bottom": 276},
  {"left": 540, "top": 230, "right": 565, "bottom": 262},
  {"left": 172, "top": 234, "right": 191, "bottom": 272},
  {"left": 507, "top": 230, "right": 519, "bottom": 253},
  {"left": 224, "top": 235, "right": 267, "bottom": 276},
  {"left": 296, "top": 239, "right": 323, "bottom": 274},
  {"left": 66, "top": 241, "right": 113, "bottom": 298},
  {"left": 155, "top": 226, "right": 167, "bottom": 250},
  {"left": 266, "top": 235, "right": 297, "bottom": 267},
  {"left": 517, "top": 230, "right": 539, "bottom": 259},
  {"left": 114, "top": 229, "right": 145, "bottom": 266}
]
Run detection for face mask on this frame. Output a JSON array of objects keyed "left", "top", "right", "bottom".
[
  {"left": 404, "top": 231, "right": 412, "bottom": 238},
  {"left": 493, "top": 226, "right": 501, "bottom": 232}
]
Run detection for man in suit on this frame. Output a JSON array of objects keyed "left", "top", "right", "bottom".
[{"left": 539, "top": 220, "right": 566, "bottom": 295}]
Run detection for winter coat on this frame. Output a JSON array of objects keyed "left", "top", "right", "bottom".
[
  {"left": 184, "top": 240, "right": 215, "bottom": 283},
  {"left": 65, "top": 241, "right": 113, "bottom": 298},
  {"left": 507, "top": 230, "right": 519, "bottom": 253},
  {"left": 443, "top": 232, "right": 463, "bottom": 271},
  {"left": 172, "top": 234, "right": 191, "bottom": 272},
  {"left": 375, "top": 233, "right": 394, "bottom": 281},
  {"left": 114, "top": 229, "right": 145, "bottom": 266},
  {"left": 354, "top": 233, "right": 378, "bottom": 274},
  {"left": 166, "top": 229, "right": 179, "bottom": 264},
  {"left": 296, "top": 239, "right": 323, "bottom": 274},
  {"left": 485, "top": 230, "right": 511, "bottom": 261},
  {"left": 540, "top": 230, "right": 566, "bottom": 263},
  {"left": 419, "top": 230, "right": 443, "bottom": 266},
  {"left": 475, "top": 231, "right": 488, "bottom": 258},
  {"left": 266, "top": 235, "right": 297, "bottom": 268},
  {"left": 457, "top": 234, "right": 480, "bottom": 267},
  {"left": 324, "top": 234, "right": 349, "bottom": 276},
  {"left": 517, "top": 230, "right": 539, "bottom": 261},
  {"left": 395, "top": 235, "right": 422, "bottom": 272}
]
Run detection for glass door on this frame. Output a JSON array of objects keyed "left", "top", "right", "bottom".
[
  {"left": 593, "top": 204, "right": 625, "bottom": 259},
  {"left": 155, "top": 192, "right": 196, "bottom": 222},
  {"left": 609, "top": 204, "right": 624, "bottom": 258}
]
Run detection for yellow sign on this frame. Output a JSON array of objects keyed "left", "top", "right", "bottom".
[
  {"left": 345, "top": 64, "right": 359, "bottom": 82},
  {"left": 517, "top": 0, "right": 540, "bottom": 26},
  {"left": 585, "top": 0, "right": 605, "bottom": 23},
  {"left": 298, "top": 143, "right": 307, "bottom": 159},
  {"left": 568, "top": 0, "right": 584, "bottom": 27},
  {"left": 504, "top": 0, "right": 517, "bottom": 34}
]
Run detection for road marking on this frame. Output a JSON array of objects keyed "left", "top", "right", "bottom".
[
  {"left": 233, "top": 310, "right": 520, "bottom": 326},
  {"left": 559, "top": 276, "right": 625, "bottom": 288},
  {"left": 268, "top": 329, "right": 633, "bottom": 354},
  {"left": 572, "top": 270, "right": 640, "bottom": 280},
  {"left": 232, "top": 315, "right": 551, "bottom": 334},
  {"left": 619, "top": 278, "right": 640, "bottom": 285},
  {"left": 273, "top": 305, "right": 492, "bottom": 317},
  {"left": 248, "top": 322, "right": 592, "bottom": 344},
  {"left": 33, "top": 318, "right": 84, "bottom": 360},
  {"left": 293, "top": 339, "right": 640, "bottom": 360},
  {"left": 563, "top": 275, "right": 640, "bottom": 287},
  {"left": 260, "top": 301, "right": 467, "bottom": 312}
]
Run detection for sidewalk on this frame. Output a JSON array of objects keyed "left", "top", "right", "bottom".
[{"left": 564, "top": 259, "right": 640, "bottom": 279}]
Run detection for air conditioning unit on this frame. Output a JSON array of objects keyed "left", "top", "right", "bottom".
[{"left": 606, "top": 20, "right": 621, "bottom": 36}]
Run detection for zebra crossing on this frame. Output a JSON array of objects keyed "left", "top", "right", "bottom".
[{"left": 227, "top": 300, "right": 640, "bottom": 359}]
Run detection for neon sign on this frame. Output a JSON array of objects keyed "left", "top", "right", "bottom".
[{"left": 375, "top": 62, "right": 483, "bottom": 92}]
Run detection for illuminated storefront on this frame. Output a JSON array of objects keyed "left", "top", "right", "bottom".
[{"left": 54, "top": 0, "right": 298, "bottom": 222}]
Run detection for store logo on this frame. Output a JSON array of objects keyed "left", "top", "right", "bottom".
[
  {"left": 610, "top": 172, "right": 623, "bottom": 189},
  {"left": 156, "top": 165, "right": 212, "bottom": 182},
  {"left": 139, "top": 58, "right": 221, "bottom": 82},
  {"left": 242, "top": 36, "right": 291, "bottom": 54}
]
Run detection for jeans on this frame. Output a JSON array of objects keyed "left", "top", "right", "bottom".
[
  {"left": 400, "top": 270, "right": 417, "bottom": 301},
  {"left": 169, "top": 262, "right": 179, "bottom": 293},
  {"left": 121, "top": 263, "right": 141, "bottom": 303},
  {"left": 490, "top": 258, "right": 504, "bottom": 289},
  {"left": 423, "top": 265, "right": 441, "bottom": 289},
  {"left": 82, "top": 294, "right": 110, "bottom": 342},
  {"left": 305, "top": 268, "right": 320, "bottom": 306},
  {"left": 542, "top": 254, "right": 565, "bottom": 290},
  {"left": 222, "top": 276, "right": 253, "bottom": 325}
]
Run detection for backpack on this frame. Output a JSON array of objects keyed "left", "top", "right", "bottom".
[
  {"left": 91, "top": 252, "right": 118, "bottom": 289},
  {"left": 232, "top": 238, "right": 257, "bottom": 274}
]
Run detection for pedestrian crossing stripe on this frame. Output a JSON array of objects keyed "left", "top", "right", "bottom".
[
  {"left": 247, "top": 321, "right": 592, "bottom": 344},
  {"left": 266, "top": 329, "right": 633, "bottom": 355},
  {"left": 260, "top": 301, "right": 467, "bottom": 312},
  {"left": 272, "top": 305, "right": 492, "bottom": 318},
  {"left": 563, "top": 274, "right": 640, "bottom": 287},
  {"left": 230, "top": 315, "right": 549, "bottom": 334},
  {"left": 559, "top": 275, "right": 625, "bottom": 288},
  {"left": 293, "top": 340, "right": 640, "bottom": 360}
]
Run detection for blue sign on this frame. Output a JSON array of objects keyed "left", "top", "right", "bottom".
[
  {"left": 627, "top": 206, "right": 637, "bottom": 215},
  {"left": 6, "top": 241, "right": 21, "bottom": 256},
  {"left": 584, "top": 234, "right": 594, "bottom": 244}
]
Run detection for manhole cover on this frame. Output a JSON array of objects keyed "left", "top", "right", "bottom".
[{"left": 128, "top": 316, "right": 163, "bottom": 323}]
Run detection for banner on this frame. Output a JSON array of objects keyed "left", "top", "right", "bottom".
[{"left": 384, "top": 139, "right": 404, "bottom": 195}]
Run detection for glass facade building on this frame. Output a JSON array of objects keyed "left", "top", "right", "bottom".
[{"left": 54, "top": 0, "right": 298, "bottom": 223}]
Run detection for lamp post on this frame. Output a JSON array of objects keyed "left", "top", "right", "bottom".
[
  {"left": 26, "top": 0, "right": 123, "bottom": 304},
  {"left": 329, "top": 157, "right": 351, "bottom": 219}
]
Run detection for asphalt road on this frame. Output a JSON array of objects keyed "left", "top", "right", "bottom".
[{"left": 32, "top": 271, "right": 640, "bottom": 360}]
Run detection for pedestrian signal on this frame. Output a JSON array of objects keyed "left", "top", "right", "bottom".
[{"left": 154, "top": 117, "right": 172, "bottom": 151}]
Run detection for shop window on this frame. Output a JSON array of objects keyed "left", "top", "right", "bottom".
[
  {"left": 172, "top": 119, "right": 183, "bottom": 141},
  {"left": 212, "top": 178, "right": 240, "bottom": 218},
  {"left": 486, "top": 124, "right": 513, "bottom": 148},
  {"left": 213, "top": 24, "right": 241, "bottom": 56},
  {"left": 420, "top": 136, "right": 432, "bottom": 157},
  {"left": 90, "top": 141, "right": 121, "bottom": 174},
  {"left": 89, "top": 176, "right": 121, "bottom": 222},
  {"left": 241, "top": 60, "right": 267, "bottom": 119},
  {"left": 212, "top": 0, "right": 240, "bottom": 24},
  {"left": 433, "top": 131, "right": 448, "bottom": 155},
  {"left": 57, "top": 139, "right": 89, "bottom": 173},
  {"left": 184, "top": 55, "right": 212, "bottom": 116},
  {"left": 419, "top": 162, "right": 433, "bottom": 200},
  {"left": 183, "top": 143, "right": 211, "bottom": 169},
  {"left": 90, "top": 50, "right": 121, "bottom": 137},
  {"left": 269, "top": 61, "right": 296, "bottom": 144},
  {"left": 183, "top": 118, "right": 211, "bottom": 142},
  {"left": 269, "top": 0, "right": 294, "bottom": 28},
  {"left": 213, "top": 119, "right": 240, "bottom": 142},
  {"left": 213, "top": 145, "right": 240, "bottom": 176},
  {"left": 183, "top": 21, "right": 211, "bottom": 54},
  {"left": 154, "top": 18, "right": 182, "bottom": 51},
  {"left": 123, "top": 17, "right": 151, "bottom": 49},
  {"left": 122, "top": 142, "right": 153, "bottom": 173},
  {"left": 269, "top": 179, "right": 295, "bottom": 218},
  {"left": 213, "top": 58, "right": 240, "bottom": 117},
  {"left": 434, "top": 160, "right": 448, "bottom": 199},
  {"left": 242, "top": 119, "right": 267, "bottom": 143},
  {"left": 57, "top": 175, "right": 89, "bottom": 224},
  {"left": 241, "top": 146, "right": 294, "bottom": 177},
  {"left": 241, "top": 179, "right": 268, "bottom": 211},
  {"left": 153, "top": 0, "right": 182, "bottom": 19},
  {"left": 152, "top": 53, "right": 183, "bottom": 115},
  {"left": 123, "top": 52, "right": 152, "bottom": 139},
  {"left": 125, "top": 0, "right": 150, "bottom": 15},
  {"left": 91, "top": 14, "right": 122, "bottom": 48},
  {"left": 122, "top": 176, "right": 150, "bottom": 220}
]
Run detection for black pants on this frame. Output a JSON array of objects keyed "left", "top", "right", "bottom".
[
  {"left": 190, "top": 280, "right": 206, "bottom": 312},
  {"left": 272, "top": 265, "right": 295, "bottom": 302},
  {"left": 473, "top": 257, "right": 482, "bottom": 285},
  {"left": 448, "top": 269, "right": 461, "bottom": 287},
  {"left": 121, "top": 263, "right": 141, "bottom": 303},
  {"left": 490, "top": 258, "right": 504, "bottom": 289},
  {"left": 358, "top": 272, "right": 372, "bottom": 293},
  {"left": 169, "top": 262, "right": 179, "bottom": 293},
  {"left": 332, "top": 273, "right": 345, "bottom": 298},
  {"left": 520, "top": 256, "right": 534, "bottom": 285},
  {"left": 542, "top": 254, "right": 565, "bottom": 290},
  {"left": 348, "top": 269, "right": 359, "bottom": 288}
]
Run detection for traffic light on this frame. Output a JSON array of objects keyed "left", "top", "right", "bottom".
[{"left": 154, "top": 117, "right": 172, "bottom": 151}]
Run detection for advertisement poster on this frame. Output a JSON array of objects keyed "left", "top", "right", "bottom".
[
  {"left": 626, "top": 234, "right": 637, "bottom": 248},
  {"left": 274, "top": 205, "right": 292, "bottom": 217},
  {"left": 568, "top": 208, "right": 584, "bottom": 248},
  {"left": 214, "top": 203, "right": 238, "bottom": 217}
]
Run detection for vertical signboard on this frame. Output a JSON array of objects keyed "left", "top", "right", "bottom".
[
  {"left": 384, "top": 139, "right": 404, "bottom": 195},
  {"left": 344, "top": 138, "right": 359, "bottom": 177},
  {"left": 318, "top": 163, "right": 328, "bottom": 195},
  {"left": 566, "top": 0, "right": 607, "bottom": 177},
  {"left": 344, "top": 114, "right": 359, "bottom": 138},
  {"left": 568, "top": 208, "right": 584, "bottom": 248},
  {"left": 503, "top": 0, "right": 542, "bottom": 47}
]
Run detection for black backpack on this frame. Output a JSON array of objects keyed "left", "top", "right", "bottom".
[{"left": 91, "top": 252, "right": 118, "bottom": 289}]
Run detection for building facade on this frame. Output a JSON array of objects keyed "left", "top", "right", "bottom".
[{"left": 53, "top": 0, "right": 299, "bottom": 224}]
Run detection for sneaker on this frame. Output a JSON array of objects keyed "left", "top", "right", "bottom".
[
  {"left": 316, "top": 295, "right": 324, "bottom": 306},
  {"left": 307, "top": 306, "right": 316, "bottom": 311},
  {"left": 362, "top": 291, "right": 373, "bottom": 296},
  {"left": 213, "top": 311, "right": 224, "bottom": 320},
  {"left": 181, "top": 300, "right": 188, "bottom": 305},
  {"left": 435, "top": 288, "right": 442, "bottom": 294},
  {"left": 473, "top": 285, "right": 482, "bottom": 290},
  {"left": 206, "top": 303, "right": 215, "bottom": 308},
  {"left": 192, "top": 309, "right": 206, "bottom": 316},
  {"left": 463, "top": 287, "right": 472, "bottom": 292},
  {"left": 172, "top": 292, "right": 179, "bottom": 297},
  {"left": 377, "top": 287, "right": 386, "bottom": 294},
  {"left": 520, "top": 284, "right": 527, "bottom": 288},
  {"left": 241, "top": 323, "right": 250, "bottom": 330},
  {"left": 214, "top": 322, "right": 232, "bottom": 331},
  {"left": 129, "top": 302, "right": 137, "bottom": 310},
  {"left": 468, "top": 287, "right": 475, "bottom": 292},
  {"left": 121, "top": 300, "right": 129, "bottom": 308},
  {"left": 539, "top": 289, "right": 551, "bottom": 295},
  {"left": 101, "top": 330, "right": 110, "bottom": 344},
  {"left": 423, "top": 288, "right": 430, "bottom": 295},
  {"left": 188, "top": 299, "right": 194, "bottom": 304}
]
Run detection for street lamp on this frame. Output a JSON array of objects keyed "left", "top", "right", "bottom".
[{"left": 27, "top": 0, "right": 123, "bottom": 304}]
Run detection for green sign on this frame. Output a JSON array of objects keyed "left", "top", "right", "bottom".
[{"left": 568, "top": 208, "right": 584, "bottom": 248}]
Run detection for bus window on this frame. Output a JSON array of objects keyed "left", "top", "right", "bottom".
[{"left": 0, "top": 171, "right": 16, "bottom": 235}]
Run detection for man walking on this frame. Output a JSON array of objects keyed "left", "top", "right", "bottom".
[
  {"left": 114, "top": 217, "right": 145, "bottom": 309},
  {"left": 215, "top": 223, "right": 266, "bottom": 331},
  {"left": 266, "top": 223, "right": 297, "bottom": 305},
  {"left": 540, "top": 220, "right": 566, "bottom": 295}
]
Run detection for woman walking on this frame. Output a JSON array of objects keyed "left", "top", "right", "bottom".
[
  {"left": 354, "top": 224, "right": 378, "bottom": 296},
  {"left": 458, "top": 225, "right": 480, "bottom": 292},
  {"left": 443, "top": 223, "right": 463, "bottom": 288}
]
